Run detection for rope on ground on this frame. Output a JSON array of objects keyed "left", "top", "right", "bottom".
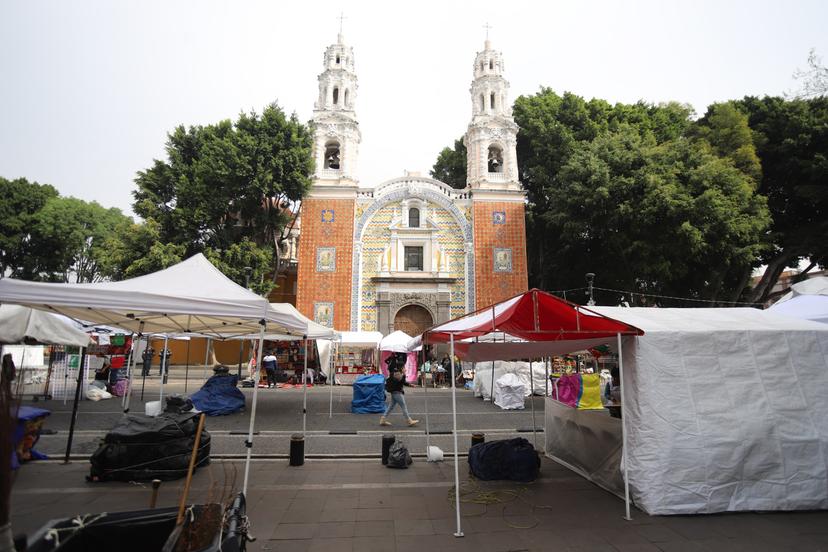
[{"left": 447, "top": 476, "right": 554, "bottom": 530}]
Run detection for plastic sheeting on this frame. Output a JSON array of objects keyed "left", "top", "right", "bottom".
[
  {"left": 589, "top": 307, "right": 828, "bottom": 515},
  {"left": 351, "top": 373, "right": 386, "bottom": 413},
  {"left": 545, "top": 398, "right": 624, "bottom": 497},
  {"left": 474, "top": 361, "right": 549, "bottom": 400},
  {"left": 190, "top": 374, "right": 245, "bottom": 416},
  {"left": 493, "top": 373, "right": 525, "bottom": 410}
]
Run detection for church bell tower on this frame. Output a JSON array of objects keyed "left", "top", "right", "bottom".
[
  {"left": 466, "top": 39, "right": 528, "bottom": 308},
  {"left": 295, "top": 32, "right": 361, "bottom": 330}
]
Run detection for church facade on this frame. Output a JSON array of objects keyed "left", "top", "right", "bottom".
[{"left": 295, "top": 33, "right": 528, "bottom": 336}]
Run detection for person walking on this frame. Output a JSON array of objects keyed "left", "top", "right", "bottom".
[
  {"left": 380, "top": 367, "right": 419, "bottom": 427},
  {"left": 262, "top": 351, "right": 278, "bottom": 388}
]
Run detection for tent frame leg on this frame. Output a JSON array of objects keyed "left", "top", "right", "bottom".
[
  {"left": 617, "top": 332, "right": 632, "bottom": 521},
  {"left": 302, "top": 336, "right": 309, "bottom": 435},
  {"left": 242, "top": 322, "right": 267, "bottom": 496},
  {"left": 64, "top": 347, "right": 86, "bottom": 463},
  {"left": 450, "top": 335, "right": 464, "bottom": 537}
]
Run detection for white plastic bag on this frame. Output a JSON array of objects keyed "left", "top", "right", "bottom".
[
  {"left": 426, "top": 445, "right": 444, "bottom": 462},
  {"left": 145, "top": 400, "right": 162, "bottom": 417}
]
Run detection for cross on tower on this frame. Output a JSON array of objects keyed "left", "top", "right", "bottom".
[
  {"left": 338, "top": 12, "right": 347, "bottom": 34},
  {"left": 483, "top": 22, "right": 492, "bottom": 40}
]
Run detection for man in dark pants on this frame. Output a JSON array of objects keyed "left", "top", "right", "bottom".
[
  {"left": 262, "top": 350, "right": 278, "bottom": 388},
  {"left": 141, "top": 346, "right": 155, "bottom": 376},
  {"left": 160, "top": 348, "right": 172, "bottom": 383}
]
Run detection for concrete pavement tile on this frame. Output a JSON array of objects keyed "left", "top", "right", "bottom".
[
  {"left": 357, "top": 508, "right": 395, "bottom": 521},
  {"left": 467, "top": 515, "right": 513, "bottom": 533},
  {"left": 395, "top": 518, "right": 435, "bottom": 536},
  {"left": 613, "top": 544, "right": 663, "bottom": 552},
  {"left": 354, "top": 520, "right": 396, "bottom": 536},
  {"left": 519, "top": 529, "right": 568, "bottom": 550},
  {"left": 396, "top": 534, "right": 462, "bottom": 552},
  {"left": 324, "top": 496, "right": 359, "bottom": 510},
  {"left": 596, "top": 528, "right": 654, "bottom": 546},
  {"left": 290, "top": 497, "right": 326, "bottom": 511},
  {"left": 358, "top": 491, "right": 392, "bottom": 508},
  {"left": 261, "top": 538, "right": 311, "bottom": 551},
  {"left": 318, "top": 507, "right": 357, "bottom": 522},
  {"left": 270, "top": 522, "right": 318, "bottom": 540},
  {"left": 563, "top": 531, "right": 615, "bottom": 549},
  {"left": 282, "top": 508, "right": 324, "bottom": 523},
  {"left": 308, "top": 537, "right": 353, "bottom": 552},
  {"left": 351, "top": 535, "right": 394, "bottom": 551},
  {"left": 395, "top": 505, "right": 433, "bottom": 520},
  {"left": 313, "top": 521, "right": 356, "bottom": 539},
  {"left": 635, "top": 524, "right": 687, "bottom": 543},
  {"left": 654, "top": 541, "right": 711, "bottom": 552}
]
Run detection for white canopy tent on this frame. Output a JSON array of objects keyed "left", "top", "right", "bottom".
[
  {"left": 558, "top": 306, "right": 828, "bottom": 515},
  {"left": 0, "top": 304, "right": 90, "bottom": 347},
  {"left": 768, "top": 293, "right": 828, "bottom": 324},
  {"left": 774, "top": 276, "right": 828, "bottom": 304},
  {"left": 379, "top": 330, "right": 414, "bottom": 352},
  {"left": 0, "top": 253, "right": 321, "bottom": 497}
]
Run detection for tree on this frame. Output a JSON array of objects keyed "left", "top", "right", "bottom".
[
  {"left": 132, "top": 103, "right": 314, "bottom": 293},
  {"left": 737, "top": 95, "right": 828, "bottom": 302},
  {"left": 510, "top": 89, "right": 769, "bottom": 304},
  {"left": 792, "top": 48, "right": 828, "bottom": 99},
  {"left": 21, "top": 197, "right": 131, "bottom": 282},
  {"left": 0, "top": 177, "right": 58, "bottom": 277},
  {"left": 430, "top": 138, "right": 467, "bottom": 188}
]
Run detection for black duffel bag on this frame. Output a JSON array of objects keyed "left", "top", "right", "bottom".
[{"left": 468, "top": 437, "right": 539, "bottom": 482}]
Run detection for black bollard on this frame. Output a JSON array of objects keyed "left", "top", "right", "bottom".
[
  {"left": 381, "top": 434, "right": 396, "bottom": 465},
  {"left": 149, "top": 479, "right": 162, "bottom": 508},
  {"left": 471, "top": 432, "right": 485, "bottom": 447},
  {"left": 289, "top": 433, "right": 305, "bottom": 466}
]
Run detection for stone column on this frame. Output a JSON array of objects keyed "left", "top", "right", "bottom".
[
  {"left": 436, "top": 291, "right": 452, "bottom": 324},
  {"left": 377, "top": 291, "right": 392, "bottom": 335}
]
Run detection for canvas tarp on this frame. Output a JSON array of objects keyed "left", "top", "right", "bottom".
[
  {"left": 380, "top": 330, "right": 414, "bottom": 352},
  {"left": 493, "top": 373, "right": 525, "bottom": 410},
  {"left": 473, "top": 361, "right": 549, "bottom": 400},
  {"left": 351, "top": 374, "right": 386, "bottom": 413},
  {"left": 0, "top": 254, "right": 314, "bottom": 338},
  {"left": 774, "top": 276, "right": 828, "bottom": 304},
  {"left": 768, "top": 294, "right": 828, "bottom": 324},
  {"left": 0, "top": 304, "right": 90, "bottom": 347},
  {"left": 581, "top": 306, "right": 828, "bottom": 515}
]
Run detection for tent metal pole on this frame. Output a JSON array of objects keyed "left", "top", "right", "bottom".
[
  {"left": 121, "top": 333, "right": 138, "bottom": 412},
  {"left": 545, "top": 357, "right": 549, "bottom": 397},
  {"left": 202, "top": 337, "right": 211, "bottom": 382},
  {"left": 242, "top": 321, "right": 267, "bottom": 497},
  {"left": 184, "top": 338, "right": 191, "bottom": 393},
  {"left": 450, "top": 334, "right": 464, "bottom": 537},
  {"left": 618, "top": 332, "right": 632, "bottom": 521},
  {"left": 64, "top": 346, "right": 86, "bottom": 463},
  {"left": 329, "top": 341, "right": 334, "bottom": 418},
  {"left": 529, "top": 359, "right": 537, "bottom": 449},
  {"left": 424, "top": 351, "right": 431, "bottom": 453},
  {"left": 124, "top": 322, "right": 144, "bottom": 412},
  {"left": 302, "top": 336, "right": 309, "bottom": 435},
  {"left": 158, "top": 335, "right": 169, "bottom": 404}
]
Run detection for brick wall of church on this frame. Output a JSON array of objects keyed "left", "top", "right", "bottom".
[
  {"left": 473, "top": 201, "right": 528, "bottom": 309},
  {"left": 296, "top": 198, "right": 355, "bottom": 330}
]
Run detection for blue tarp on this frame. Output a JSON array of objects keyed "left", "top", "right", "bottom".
[
  {"left": 190, "top": 374, "right": 245, "bottom": 416},
  {"left": 351, "top": 374, "right": 386, "bottom": 414}
]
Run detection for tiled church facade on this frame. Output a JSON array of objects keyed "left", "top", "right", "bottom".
[{"left": 295, "top": 33, "right": 528, "bottom": 334}]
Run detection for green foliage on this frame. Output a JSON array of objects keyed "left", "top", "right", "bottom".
[
  {"left": 121, "top": 241, "right": 186, "bottom": 278},
  {"left": 132, "top": 103, "right": 313, "bottom": 289},
  {"left": 0, "top": 177, "right": 58, "bottom": 277},
  {"left": 204, "top": 239, "right": 274, "bottom": 296},
  {"left": 512, "top": 89, "right": 768, "bottom": 304},
  {"left": 736, "top": 95, "right": 828, "bottom": 301},
  {"left": 430, "top": 138, "right": 467, "bottom": 188}
]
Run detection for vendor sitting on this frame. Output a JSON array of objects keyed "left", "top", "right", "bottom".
[{"left": 91, "top": 358, "right": 111, "bottom": 390}]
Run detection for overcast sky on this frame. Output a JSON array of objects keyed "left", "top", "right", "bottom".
[{"left": 2, "top": 0, "right": 826, "bottom": 219}]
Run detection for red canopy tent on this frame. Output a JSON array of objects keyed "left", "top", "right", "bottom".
[
  {"left": 411, "top": 290, "right": 644, "bottom": 536},
  {"left": 413, "top": 289, "right": 643, "bottom": 360}
]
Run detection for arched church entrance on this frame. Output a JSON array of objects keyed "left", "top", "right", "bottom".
[{"left": 393, "top": 304, "right": 433, "bottom": 337}]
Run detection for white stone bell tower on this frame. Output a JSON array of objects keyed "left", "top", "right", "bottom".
[
  {"left": 463, "top": 39, "right": 520, "bottom": 190},
  {"left": 310, "top": 32, "right": 361, "bottom": 186}
]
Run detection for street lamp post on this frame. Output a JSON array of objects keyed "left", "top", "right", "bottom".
[{"left": 586, "top": 272, "right": 596, "bottom": 306}]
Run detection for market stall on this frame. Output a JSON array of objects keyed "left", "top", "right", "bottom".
[
  {"left": 0, "top": 253, "right": 326, "bottom": 498},
  {"left": 330, "top": 331, "right": 382, "bottom": 385}
]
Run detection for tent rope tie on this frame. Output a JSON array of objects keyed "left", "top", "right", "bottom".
[
  {"left": 44, "top": 513, "right": 108, "bottom": 546},
  {"left": 447, "top": 476, "right": 555, "bottom": 530}
]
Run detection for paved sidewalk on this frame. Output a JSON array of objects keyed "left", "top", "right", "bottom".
[{"left": 10, "top": 456, "right": 828, "bottom": 551}]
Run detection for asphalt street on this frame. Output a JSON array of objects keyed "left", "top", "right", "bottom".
[{"left": 24, "top": 366, "right": 548, "bottom": 458}]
